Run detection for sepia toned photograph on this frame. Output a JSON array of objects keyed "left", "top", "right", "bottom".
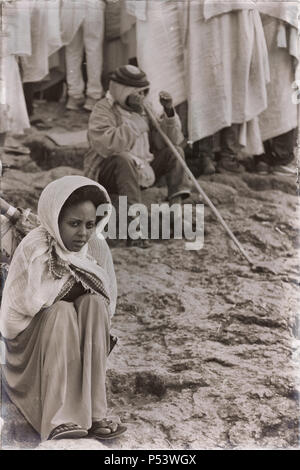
[{"left": 0, "top": 0, "right": 299, "bottom": 453}]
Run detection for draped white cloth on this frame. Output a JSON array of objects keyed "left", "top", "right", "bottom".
[
  {"left": 125, "top": 0, "right": 147, "bottom": 21},
  {"left": 257, "top": 1, "right": 298, "bottom": 28},
  {"left": 127, "top": 0, "right": 186, "bottom": 113},
  {"left": 127, "top": 0, "right": 270, "bottom": 153},
  {"left": 60, "top": 0, "right": 86, "bottom": 45},
  {"left": 2, "top": 0, "right": 31, "bottom": 57},
  {"left": 60, "top": 0, "right": 106, "bottom": 45},
  {"left": 0, "top": 55, "right": 30, "bottom": 133},
  {"left": 20, "top": 0, "right": 63, "bottom": 83},
  {"left": 256, "top": 2, "right": 298, "bottom": 142},
  {"left": 0, "top": 1, "right": 31, "bottom": 133},
  {"left": 103, "top": 2, "right": 136, "bottom": 75},
  {"left": 203, "top": 0, "right": 256, "bottom": 19},
  {"left": 0, "top": 176, "right": 117, "bottom": 340},
  {"left": 185, "top": 1, "right": 270, "bottom": 155}
]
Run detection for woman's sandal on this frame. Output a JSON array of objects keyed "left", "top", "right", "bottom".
[
  {"left": 48, "top": 422, "right": 88, "bottom": 440},
  {"left": 88, "top": 419, "right": 127, "bottom": 440}
]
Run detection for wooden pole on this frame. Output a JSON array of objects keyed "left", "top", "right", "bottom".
[{"left": 144, "top": 103, "right": 255, "bottom": 267}]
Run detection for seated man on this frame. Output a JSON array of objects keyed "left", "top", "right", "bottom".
[{"left": 84, "top": 65, "right": 191, "bottom": 245}]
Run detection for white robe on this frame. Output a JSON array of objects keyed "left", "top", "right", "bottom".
[
  {"left": 185, "top": 1, "right": 270, "bottom": 155},
  {"left": 60, "top": 0, "right": 106, "bottom": 46},
  {"left": 126, "top": 0, "right": 186, "bottom": 114},
  {"left": 60, "top": 0, "right": 86, "bottom": 45},
  {"left": 20, "top": 0, "right": 62, "bottom": 83},
  {"left": 0, "top": 1, "right": 31, "bottom": 133},
  {"left": 104, "top": 1, "right": 137, "bottom": 74},
  {"left": 256, "top": 2, "right": 298, "bottom": 142}
]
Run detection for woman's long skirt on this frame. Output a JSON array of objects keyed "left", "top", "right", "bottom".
[{"left": 2, "top": 294, "right": 110, "bottom": 441}]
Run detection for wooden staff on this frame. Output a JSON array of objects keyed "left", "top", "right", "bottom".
[{"left": 144, "top": 103, "right": 255, "bottom": 267}]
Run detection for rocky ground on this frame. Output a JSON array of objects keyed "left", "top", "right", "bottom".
[{"left": 1, "top": 101, "right": 299, "bottom": 450}]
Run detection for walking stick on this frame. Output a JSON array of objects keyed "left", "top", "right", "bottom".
[{"left": 144, "top": 103, "right": 259, "bottom": 270}]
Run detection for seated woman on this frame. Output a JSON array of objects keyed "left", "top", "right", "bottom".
[{"left": 0, "top": 175, "right": 126, "bottom": 441}]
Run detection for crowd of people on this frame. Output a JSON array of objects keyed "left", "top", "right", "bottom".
[
  {"left": 0, "top": 1, "right": 299, "bottom": 175},
  {"left": 0, "top": 0, "right": 299, "bottom": 444}
]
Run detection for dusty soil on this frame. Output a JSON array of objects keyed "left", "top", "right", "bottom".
[{"left": 1, "top": 101, "right": 299, "bottom": 450}]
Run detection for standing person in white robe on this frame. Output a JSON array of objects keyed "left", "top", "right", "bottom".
[
  {"left": 18, "top": 0, "right": 63, "bottom": 118},
  {"left": 20, "top": 0, "right": 62, "bottom": 84},
  {"left": 253, "top": 1, "right": 298, "bottom": 173},
  {"left": 184, "top": 0, "right": 270, "bottom": 174},
  {"left": 61, "top": 0, "right": 106, "bottom": 112},
  {"left": 0, "top": 0, "right": 30, "bottom": 147},
  {"left": 103, "top": 0, "right": 137, "bottom": 82},
  {"left": 125, "top": 0, "right": 186, "bottom": 115}
]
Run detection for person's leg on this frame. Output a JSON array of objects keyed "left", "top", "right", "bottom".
[
  {"left": 0, "top": 132, "right": 6, "bottom": 147},
  {"left": 267, "top": 129, "right": 296, "bottom": 167},
  {"left": 74, "top": 294, "right": 127, "bottom": 438},
  {"left": 65, "top": 27, "right": 85, "bottom": 104},
  {"left": 83, "top": 0, "right": 105, "bottom": 105},
  {"left": 151, "top": 146, "right": 191, "bottom": 201},
  {"left": 22, "top": 82, "right": 36, "bottom": 117},
  {"left": 2, "top": 301, "right": 101, "bottom": 441},
  {"left": 193, "top": 135, "right": 215, "bottom": 175},
  {"left": 217, "top": 124, "right": 243, "bottom": 173},
  {"left": 253, "top": 139, "right": 272, "bottom": 173},
  {"left": 74, "top": 294, "right": 110, "bottom": 421},
  {"left": 97, "top": 154, "right": 142, "bottom": 206},
  {"left": 98, "top": 155, "right": 151, "bottom": 247},
  {"left": 220, "top": 124, "right": 240, "bottom": 157},
  {"left": 39, "top": 301, "right": 89, "bottom": 440}
]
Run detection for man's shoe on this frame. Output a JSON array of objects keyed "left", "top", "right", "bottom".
[
  {"left": 169, "top": 190, "right": 191, "bottom": 204},
  {"left": 66, "top": 96, "right": 85, "bottom": 111},
  {"left": 84, "top": 97, "right": 99, "bottom": 112},
  {"left": 255, "top": 161, "right": 270, "bottom": 175},
  {"left": 217, "top": 156, "right": 244, "bottom": 173},
  {"left": 201, "top": 155, "right": 216, "bottom": 175},
  {"left": 270, "top": 164, "right": 296, "bottom": 176}
]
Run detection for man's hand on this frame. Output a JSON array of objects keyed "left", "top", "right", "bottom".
[
  {"left": 126, "top": 93, "right": 144, "bottom": 114},
  {"left": 159, "top": 91, "right": 174, "bottom": 117}
]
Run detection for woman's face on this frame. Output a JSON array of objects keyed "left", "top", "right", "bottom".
[{"left": 59, "top": 200, "right": 97, "bottom": 252}]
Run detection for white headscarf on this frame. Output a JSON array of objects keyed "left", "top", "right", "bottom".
[
  {"left": 37, "top": 175, "right": 112, "bottom": 276},
  {"left": 0, "top": 176, "right": 117, "bottom": 340}
]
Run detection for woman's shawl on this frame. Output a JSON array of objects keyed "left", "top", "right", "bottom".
[{"left": 0, "top": 176, "right": 117, "bottom": 340}]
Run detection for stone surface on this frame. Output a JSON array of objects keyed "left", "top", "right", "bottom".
[
  {"left": 24, "top": 135, "right": 87, "bottom": 171},
  {"left": 1, "top": 166, "right": 83, "bottom": 211}
]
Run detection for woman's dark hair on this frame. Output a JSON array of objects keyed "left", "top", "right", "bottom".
[{"left": 58, "top": 186, "right": 108, "bottom": 223}]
